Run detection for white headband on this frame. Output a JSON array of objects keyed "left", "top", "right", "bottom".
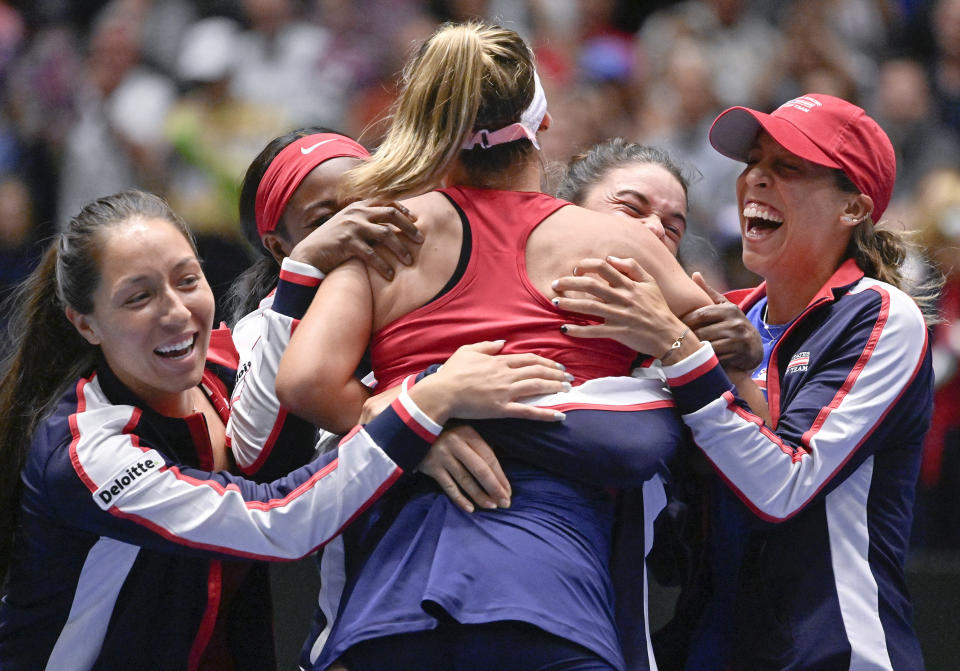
[{"left": 461, "top": 70, "right": 548, "bottom": 150}]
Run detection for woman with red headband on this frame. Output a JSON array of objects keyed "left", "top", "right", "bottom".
[
  {"left": 0, "top": 181, "right": 571, "bottom": 669},
  {"left": 554, "top": 94, "right": 938, "bottom": 670},
  {"left": 224, "top": 128, "right": 423, "bottom": 480}
]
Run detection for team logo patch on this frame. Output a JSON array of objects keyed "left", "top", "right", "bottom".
[
  {"left": 94, "top": 449, "right": 163, "bottom": 509},
  {"left": 786, "top": 351, "right": 810, "bottom": 374}
]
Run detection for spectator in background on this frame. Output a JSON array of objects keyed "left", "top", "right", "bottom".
[
  {"left": 641, "top": 0, "right": 781, "bottom": 110},
  {"left": 56, "top": 0, "right": 174, "bottom": 226},
  {"left": 928, "top": 0, "right": 960, "bottom": 133},
  {"left": 910, "top": 168, "right": 960, "bottom": 549},
  {"left": 873, "top": 57, "right": 960, "bottom": 202},
  {"left": 164, "top": 16, "right": 289, "bottom": 317},
  {"left": 231, "top": 0, "right": 360, "bottom": 129},
  {"left": 642, "top": 41, "right": 745, "bottom": 289},
  {"left": 0, "top": 176, "right": 39, "bottom": 336}
]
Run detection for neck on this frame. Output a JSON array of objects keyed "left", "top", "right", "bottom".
[
  {"left": 763, "top": 270, "right": 832, "bottom": 324},
  {"left": 150, "top": 387, "right": 200, "bottom": 418},
  {"left": 445, "top": 152, "right": 543, "bottom": 192}
]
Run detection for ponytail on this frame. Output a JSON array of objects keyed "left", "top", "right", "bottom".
[
  {"left": 846, "top": 220, "right": 943, "bottom": 326},
  {"left": 222, "top": 257, "right": 277, "bottom": 327},
  {"left": 836, "top": 170, "right": 943, "bottom": 325},
  {"left": 0, "top": 245, "right": 97, "bottom": 582},
  {"left": 343, "top": 21, "right": 537, "bottom": 201}
]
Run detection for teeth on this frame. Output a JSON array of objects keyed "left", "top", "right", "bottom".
[
  {"left": 156, "top": 336, "right": 193, "bottom": 354},
  {"left": 742, "top": 202, "right": 783, "bottom": 223}
]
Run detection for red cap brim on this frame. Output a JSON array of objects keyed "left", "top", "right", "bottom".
[{"left": 709, "top": 106, "right": 842, "bottom": 170}]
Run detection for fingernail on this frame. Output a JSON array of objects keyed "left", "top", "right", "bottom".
[
  {"left": 551, "top": 297, "right": 560, "bottom": 306},
  {"left": 493, "top": 339, "right": 506, "bottom": 345},
  {"left": 403, "top": 254, "right": 413, "bottom": 264},
  {"left": 551, "top": 280, "right": 560, "bottom": 290},
  {"left": 553, "top": 411, "right": 566, "bottom": 421},
  {"left": 561, "top": 381, "right": 572, "bottom": 391},
  {"left": 564, "top": 372, "right": 574, "bottom": 381},
  {"left": 415, "top": 232, "right": 424, "bottom": 242},
  {"left": 482, "top": 501, "right": 498, "bottom": 510},
  {"left": 555, "top": 362, "right": 566, "bottom": 371},
  {"left": 498, "top": 497, "right": 511, "bottom": 508},
  {"left": 560, "top": 325, "right": 568, "bottom": 334},
  {"left": 608, "top": 255, "right": 625, "bottom": 262}
]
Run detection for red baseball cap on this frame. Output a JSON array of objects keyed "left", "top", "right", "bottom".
[{"left": 708, "top": 93, "right": 896, "bottom": 219}]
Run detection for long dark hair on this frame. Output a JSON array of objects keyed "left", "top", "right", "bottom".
[
  {"left": 0, "top": 190, "right": 195, "bottom": 583},
  {"left": 223, "top": 126, "right": 341, "bottom": 327}
]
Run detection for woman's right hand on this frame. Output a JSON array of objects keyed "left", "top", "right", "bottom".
[
  {"left": 288, "top": 198, "right": 423, "bottom": 279},
  {"left": 406, "top": 341, "right": 572, "bottom": 426},
  {"left": 681, "top": 272, "right": 763, "bottom": 374},
  {"left": 418, "top": 424, "right": 512, "bottom": 513}
]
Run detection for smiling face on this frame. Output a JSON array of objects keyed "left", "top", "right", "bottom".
[
  {"left": 736, "top": 131, "right": 865, "bottom": 286},
  {"left": 69, "top": 217, "right": 214, "bottom": 415},
  {"left": 269, "top": 155, "right": 364, "bottom": 256},
  {"left": 580, "top": 162, "right": 688, "bottom": 257}
]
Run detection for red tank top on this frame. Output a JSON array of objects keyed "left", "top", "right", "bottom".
[{"left": 369, "top": 186, "right": 637, "bottom": 389}]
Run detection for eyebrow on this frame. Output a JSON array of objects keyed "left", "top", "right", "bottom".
[
  {"left": 615, "top": 189, "right": 687, "bottom": 226},
  {"left": 116, "top": 256, "right": 199, "bottom": 288}
]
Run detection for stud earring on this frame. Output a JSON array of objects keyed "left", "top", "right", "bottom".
[{"left": 841, "top": 214, "right": 858, "bottom": 224}]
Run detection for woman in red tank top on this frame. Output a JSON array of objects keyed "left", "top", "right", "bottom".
[{"left": 275, "top": 21, "right": 716, "bottom": 671}]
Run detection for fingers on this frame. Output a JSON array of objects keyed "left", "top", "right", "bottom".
[
  {"left": 604, "top": 255, "right": 653, "bottom": 283},
  {"left": 356, "top": 240, "right": 398, "bottom": 280},
  {"left": 551, "top": 274, "right": 621, "bottom": 302},
  {"left": 380, "top": 201, "right": 423, "bottom": 242},
  {"left": 457, "top": 340, "right": 507, "bottom": 356},
  {"left": 421, "top": 459, "right": 478, "bottom": 513},
  {"left": 691, "top": 271, "right": 727, "bottom": 304},
  {"left": 498, "top": 402, "right": 567, "bottom": 422},
  {"left": 450, "top": 431, "right": 511, "bottom": 508}
]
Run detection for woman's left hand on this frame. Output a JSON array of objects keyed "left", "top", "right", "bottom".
[{"left": 551, "top": 256, "right": 688, "bottom": 357}]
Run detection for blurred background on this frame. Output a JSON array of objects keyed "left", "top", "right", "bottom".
[{"left": 0, "top": 0, "right": 957, "bottom": 667}]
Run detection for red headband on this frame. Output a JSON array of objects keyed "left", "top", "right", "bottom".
[{"left": 254, "top": 133, "right": 370, "bottom": 238}]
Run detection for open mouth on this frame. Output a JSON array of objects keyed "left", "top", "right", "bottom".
[
  {"left": 154, "top": 334, "right": 197, "bottom": 360},
  {"left": 743, "top": 202, "right": 783, "bottom": 238}
]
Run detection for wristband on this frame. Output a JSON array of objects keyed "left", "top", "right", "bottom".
[{"left": 660, "top": 326, "right": 690, "bottom": 361}]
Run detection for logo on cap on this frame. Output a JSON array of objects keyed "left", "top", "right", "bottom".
[{"left": 778, "top": 96, "right": 823, "bottom": 114}]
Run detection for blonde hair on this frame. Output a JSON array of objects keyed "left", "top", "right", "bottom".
[{"left": 345, "top": 21, "right": 537, "bottom": 201}]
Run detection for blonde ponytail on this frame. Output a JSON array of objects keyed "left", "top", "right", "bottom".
[{"left": 345, "top": 22, "right": 537, "bottom": 201}]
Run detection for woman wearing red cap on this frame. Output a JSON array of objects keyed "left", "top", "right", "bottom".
[
  {"left": 275, "top": 21, "right": 716, "bottom": 671},
  {"left": 554, "top": 94, "right": 938, "bottom": 670}
]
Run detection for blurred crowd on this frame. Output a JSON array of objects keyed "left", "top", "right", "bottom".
[{"left": 0, "top": 0, "right": 958, "bottom": 547}]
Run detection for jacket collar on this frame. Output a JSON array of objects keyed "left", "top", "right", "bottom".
[
  {"left": 94, "top": 356, "right": 227, "bottom": 469},
  {"left": 729, "top": 258, "right": 866, "bottom": 315}
]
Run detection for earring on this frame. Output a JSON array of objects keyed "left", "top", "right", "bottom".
[{"left": 842, "top": 214, "right": 859, "bottom": 224}]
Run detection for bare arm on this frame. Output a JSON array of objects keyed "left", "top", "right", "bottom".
[
  {"left": 276, "top": 259, "right": 373, "bottom": 434},
  {"left": 552, "top": 256, "right": 771, "bottom": 423}
]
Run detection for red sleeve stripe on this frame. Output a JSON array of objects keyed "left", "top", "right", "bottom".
[
  {"left": 278, "top": 268, "right": 323, "bottom": 287},
  {"left": 105, "top": 467, "right": 403, "bottom": 561},
  {"left": 800, "top": 288, "right": 888, "bottom": 448},
  {"left": 541, "top": 400, "right": 676, "bottom": 413},
  {"left": 238, "top": 408, "right": 288, "bottom": 476},
  {"left": 667, "top": 353, "right": 719, "bottom": 387},
  {"left": 392, "top": 392, "right": 442, "bottom": 443}
]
